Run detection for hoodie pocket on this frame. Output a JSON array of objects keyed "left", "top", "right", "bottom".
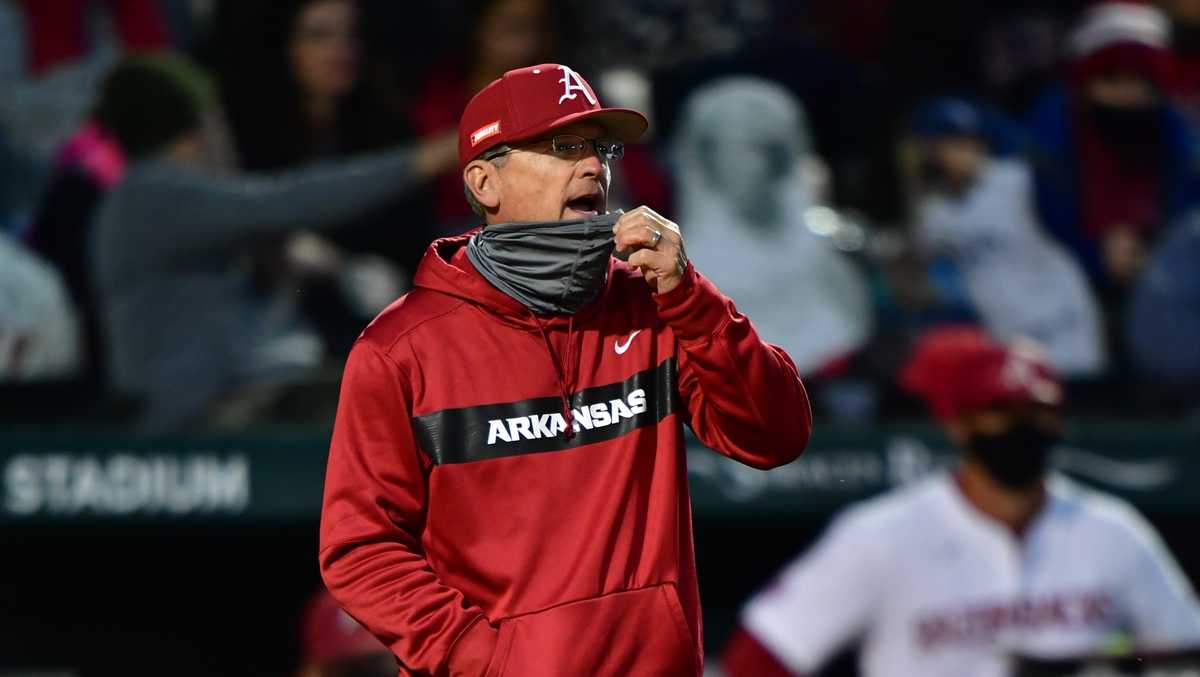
[{"left": 484, "top": 584, "right": 697, "bottom": 677}]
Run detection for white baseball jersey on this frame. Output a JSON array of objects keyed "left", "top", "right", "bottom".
[{"left": 741, "top": 473, "right": 1200, "bottom": 677}]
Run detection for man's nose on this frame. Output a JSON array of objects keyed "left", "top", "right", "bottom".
[{"left": 576, "top": 151, "right": 605, "bottom": 179}]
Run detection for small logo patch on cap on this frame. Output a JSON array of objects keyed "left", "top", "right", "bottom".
[{"left": 471, "top": 121, "right": 502, "bottom": 146}]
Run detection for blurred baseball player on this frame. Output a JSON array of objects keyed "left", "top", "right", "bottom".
[
  {"left": 319, "top": 63, "right": 811, "bottom": 676},
  {"left": 723, "top": 326, "right": 1200, "bottom": 677}
]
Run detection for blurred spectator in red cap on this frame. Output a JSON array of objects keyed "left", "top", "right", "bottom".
[
  {"left": 15, "top": 0, "right": 168, "bottom": 75},
  {"left": 297, "top": 587, "right": 394, "bottom": 677},
  {"left": 1026, "top": 0, "right": 1200, "bottom": 292}
]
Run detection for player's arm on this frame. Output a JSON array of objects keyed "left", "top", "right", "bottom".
[
  {"left": 724, "top": 508, "right": 886, "bottom": 676},
  {"left": 319, "top": 342, "right": 497, "bottom": 676},
  {"left": 1111, "top": 504, "right": 1200, "bottom": 649}
]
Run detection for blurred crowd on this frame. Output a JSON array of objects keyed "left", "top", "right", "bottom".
[{"left": 1, "top": 0, "right": 1198, "bottom": 432}]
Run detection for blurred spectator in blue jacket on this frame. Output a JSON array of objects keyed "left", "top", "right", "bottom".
[
  {"left": 1127, "top": 210, "right": 1200, "bottom": 387},
  {"left": 906, "top": 97, "right": 1107, "bottom": 378},
  {"left": 1026, "top": 1, "right": 1200, "bottom": 291}
]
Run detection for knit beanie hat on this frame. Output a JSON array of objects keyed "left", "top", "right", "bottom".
[{"left": 93, "top": 53, "right": 214, "bottom": 158}]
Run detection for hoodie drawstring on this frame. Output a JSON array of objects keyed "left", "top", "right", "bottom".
[{"left": 531, "top": 312, "right": 578, "bottom": 440}]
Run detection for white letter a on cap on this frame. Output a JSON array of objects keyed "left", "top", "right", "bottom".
[{"left": 557, "top": 65, "right": 597, "bottom": 105}]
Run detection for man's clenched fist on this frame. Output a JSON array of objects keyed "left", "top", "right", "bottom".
[{"left": 613, "top": 206, "right": 689, "bottom": 294}]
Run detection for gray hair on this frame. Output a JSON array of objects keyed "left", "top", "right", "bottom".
[{"left": 463, "top": 154, "right": 507, "bottom": 218}]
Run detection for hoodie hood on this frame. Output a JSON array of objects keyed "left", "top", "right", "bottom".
[
  {"left": 412, "top": 229, "right": 618, "bottom": 331},
  {"left": 412, "top": 227, "right": 618, "bottom": 440}
]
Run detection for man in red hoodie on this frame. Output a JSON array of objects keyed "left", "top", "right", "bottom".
[{"left": 318, "top": 63, "right": 812, "bottom": 677}]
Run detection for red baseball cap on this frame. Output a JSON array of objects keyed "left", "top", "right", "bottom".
[
  {"left": 899, "top": 326, "right": 1063, "bottom": 421},
  {"left": 458, "top": 63, "right": 649, "bottom": 167},
  {"left": 300, "top": 587, "right": 388, "bottom": 665}
]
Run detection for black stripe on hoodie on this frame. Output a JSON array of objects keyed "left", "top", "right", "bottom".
[{"left": 413, "top": 358, "right": 678, "bottom": 464}]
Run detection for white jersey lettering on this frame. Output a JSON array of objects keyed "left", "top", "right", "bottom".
[
  {"left": 483, "top": 387, "right": 652, "bottom": 445},
  {"left": 486, "top": 419, "right": 511, "bottom": 445},
  {"left": 508, "top": 416, "right": 534, "bottom": 441},
  {"left": 628, "top": 388, "right": 648, "bottom": 415}
]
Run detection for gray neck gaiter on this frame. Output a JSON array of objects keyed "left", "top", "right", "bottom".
[{"left": 466, "top": 213, "right": 619, "bottom": 316}]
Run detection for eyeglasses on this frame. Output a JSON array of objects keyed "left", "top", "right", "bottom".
[{"left": 481, "top": 134, "right": 625, "bottom": 162}]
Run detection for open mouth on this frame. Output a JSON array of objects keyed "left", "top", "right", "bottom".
[{"left": 565, "top": 193, "right": 601, "bottom": 218}]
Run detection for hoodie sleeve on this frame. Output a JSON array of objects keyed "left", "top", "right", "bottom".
[
  {"left": 654, "top": 263, "right": 811, "bottom": 469},
  {"left": 112, "top": 146, "right": 423, "bottom": 265},
  {"left": 319, "top": 341, "right": 498, "bottom": 676}
]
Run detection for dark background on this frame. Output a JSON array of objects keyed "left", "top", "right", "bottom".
[{"left": 3, "top": 515, "right": 1198, "bottom": 676}]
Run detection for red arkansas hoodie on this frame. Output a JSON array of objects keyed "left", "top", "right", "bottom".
[{"left": 319, "top": 232, "right": 812, "bottom": 676}]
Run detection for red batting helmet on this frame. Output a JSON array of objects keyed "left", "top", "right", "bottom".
[{"left": 899, "top": 326, "right": 1064, "bottom": 422}]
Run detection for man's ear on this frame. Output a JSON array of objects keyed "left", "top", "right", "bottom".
[{"left": 464, "top": 160, "right": 501, "bottom": 211}]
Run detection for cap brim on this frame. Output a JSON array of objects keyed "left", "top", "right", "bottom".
[{"left": 515, "top": 107, "right": 649, "bottom": 144}]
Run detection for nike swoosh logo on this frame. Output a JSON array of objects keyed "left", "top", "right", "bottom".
[{"left": 614, "top": 330, "right": 642, "bottom": 355}]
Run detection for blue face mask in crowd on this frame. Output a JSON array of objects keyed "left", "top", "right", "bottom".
[{"left": 466, "top": 213, "right": 619, "bottom": 316}]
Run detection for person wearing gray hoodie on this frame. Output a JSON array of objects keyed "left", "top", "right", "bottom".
[{"left": 90, "top": 55, "right": 456, "bottom": 430}]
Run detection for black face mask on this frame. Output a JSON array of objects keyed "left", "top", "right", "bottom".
[
  {"left": 466, "top": 213, "right": 618, "bottom": 316},
  {"left": 1085, "top": 102, "right": 1165, "bottom": 157},
  {"left": 967, "top": 420, "right": 1060, "bottom": 490}
]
